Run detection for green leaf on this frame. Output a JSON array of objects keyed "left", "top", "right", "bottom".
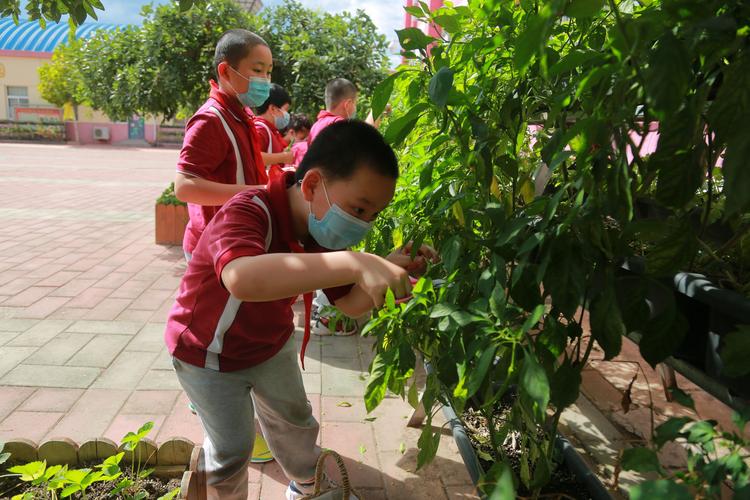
[
  {"left": 668, "top": 388, "right": 695, "bottom": 411},
  {"left": 416, "top": 423, "right": 441, "bottom": 469},
  {"left": 371, "top": 72, "right": 403, "bottom": 121},
  {"left": 707, "top": 52, "right": 750, "bottom": 145},
  {"left": 485, "top": 462, "right": 516, "bottom": 499},
  {"left": 549, "top": 360, "right": 581, "bottom": 409},
  {"left": 514, "top": 14, "right": 548, "bottom": 74},
  {"left": 441, "top": 236, "right": 461, "bottom": 274},
  {"left": 428, "top": 67, "right": 454, "bottom": 108},
  {"left": 61, "top": 484, "right": 82, "bottom": 498},
  {"left": 722, "top": 134, "right": 750, "bottom": 216},
  {"left": 636, "top": 283, "right": 687, "bottom": 368},
  {"left": 645, "top": 33, "right": 691, "bottom": 118},
  {"left": 110, "top": 478, "right": 134, "bottom": 496},
  {"left": 407, "top": 379, "right": 419, "bottom": 410},
  {"left": 621, "top": 447, "right": 662, "bottom": 474},
  {"left": 450, "top": 310, "right": 484, "bottom": 327},
  {"left": 686, "top": 420, "right": 717, "bottom": 444},
  {"left": 364, "top": 352, "right": 391, "bottom": 412},
  {"left": 178, "top": 0, "right": 193, "bottom": 12},
  {"left": 385, "top": 288, "right": 396, "bottom": 311},
  {"left": 548, "top": 49, "right": 599, "bottom": 77},
  {"left": 644, "top": 221, "right": 698, "bottom": 276},
  {"left": 466, "top": 345, "right": 496, "bottom": 397},
  {"left": 157, "top": 487, "right": 181, "bottom": 500},
  {"left": 433, "top": 14, "right": 460, "bottom": 33},
  {"left": 566, "top": 0, "right": 604, "bottom": 18},
  {"left": 384, "top": 103, "right": 429, "bottom": 147},
  {"left": 629, "top": 480, "right": 692, "bottom": 500},
  {"left": 9, "top": 461, "right": 47, "bottom": 482},
  {"left": 430, "top": 302, "right": 458, "bottom": 318},
  {"left": 654, "top": 417, "right": 692, "bottom": 447},
  {"left": 519, "top": 350, "right": 550, "bottom": 421},
  {"left": 589, "top": 284, "right": 624, "bottom": 360},
  {"left": 521, "top": 305, "right": 545, "bottom": 333},
  {"left": 396, "top": 27, "right": 435, "bottom": 51},
  {"left": 138, "top": 467, "right": 155, "bottom": 478},
  {"left": 404, "top": 5, "right": 424, "bottom": 17}
]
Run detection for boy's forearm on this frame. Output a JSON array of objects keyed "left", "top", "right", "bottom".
[
  {"left": 174, "top": 173, "right": 262, "bottom": 206},
  {"left": 222, "top": 252, "right": 361, "bottom": 302},
  {"left": 261, "top": 151, "right": 292, "bottom": 165}
]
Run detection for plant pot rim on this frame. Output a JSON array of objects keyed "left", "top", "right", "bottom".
[{"left": 621, "top": 257, "right": 750, "bottom": 322}]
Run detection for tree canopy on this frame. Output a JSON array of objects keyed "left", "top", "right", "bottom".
[{"left": 34, "top": 0, "right": 391, "bottom": 122}]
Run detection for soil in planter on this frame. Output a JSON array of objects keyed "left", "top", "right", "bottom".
[
  {"left": 0, "top": 464, "right": 181, "bottom": 499},
  {"left": 462, "top": 405, "right": 594, "bottom": 500}
]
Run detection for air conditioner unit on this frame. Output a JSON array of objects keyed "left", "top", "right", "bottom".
[{"left": 93, "top": 126, "right": 110, "bottom": 141}]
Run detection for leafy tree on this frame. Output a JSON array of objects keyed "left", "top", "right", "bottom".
[
  {"left": 68, "top": 0, "right": 255, "bottom": 122},
  {"left": 37, "top": 0, "right": 389, "bottom": 122},
  {"left": 258, "top": 0, "right": 390, "bottom": 116},
  {"left": 1, "top": 0, "right": 201, "bottom": 26},
  {"left": 38, "top": 39, "right": 88, "bottom": 139}
]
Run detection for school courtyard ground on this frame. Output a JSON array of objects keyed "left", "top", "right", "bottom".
[{"left": 0, "top": 143, "right": 742, "bottom": 499}]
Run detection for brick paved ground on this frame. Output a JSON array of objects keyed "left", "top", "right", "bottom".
[{"left": 0, "top": 143, "right": 477, "bottom": 499}]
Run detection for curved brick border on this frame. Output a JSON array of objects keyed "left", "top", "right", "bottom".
[{"left": 2, "top": 436, "right": 201, "bottom": 498}]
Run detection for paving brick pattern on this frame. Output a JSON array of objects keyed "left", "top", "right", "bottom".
[{"left": 0, "top": 143, "right": 477, "bottom": 499}]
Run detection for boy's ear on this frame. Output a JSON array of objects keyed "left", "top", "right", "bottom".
[
  {"left": 300, "top": 169, "right": 322, "bottom": 202},
  {"left": 216, "top": 61, "right": 230, "bottom": 80}
]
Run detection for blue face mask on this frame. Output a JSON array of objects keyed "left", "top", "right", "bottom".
[
  {"left": 229, "top": 67, "right": 271, "bottom": 108},
  {"left": 275, "top": 109, "right": 290, "bottom": 130},
  {"left": 308, "top": 180, "right": 372, "bottom": 250}
]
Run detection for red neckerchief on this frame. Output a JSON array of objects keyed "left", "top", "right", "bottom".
[
  {"left": 208, "top": 80, "right": 268, "bottom": 185},
  {"left": 289, "top": 240, "right": 313, "bottom": 370},
  {"left": 269, "top": 171, "right": 315, "bottom": 369}
]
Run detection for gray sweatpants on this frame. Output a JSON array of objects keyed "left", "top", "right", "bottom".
[{"left": 172, "top": 337, "right": 320, "bottom": 499}]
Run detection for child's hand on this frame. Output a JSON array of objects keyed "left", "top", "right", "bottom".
[
  {"left": 386, "top": 241, "right": 439, "bottom": 276},
  {"left": 354, "top": 253, "right": 411, "bottom": 308}
]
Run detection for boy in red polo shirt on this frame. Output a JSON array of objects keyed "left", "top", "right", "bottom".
[
  {"left": 174, "top": 29, "right": 272, "bottom": 261},
  {"left": 307, "top": 78, "right": 358, "bottom": 144},
  {"left": 166, "top": 121, "right": 431, "bottom": 499},
  {"left": 253, "top": 83, "right": 294, "bottom": 177},
  {"left": 173, "top": 28, "right": 275, "bottom": 464}
]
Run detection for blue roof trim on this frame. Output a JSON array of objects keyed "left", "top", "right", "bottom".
[
  {"left": 31, "top": 22, "right": 67, "bottom": 52},
  {"left": 0, "top": 16, "right": 123, "bottom": 53}
]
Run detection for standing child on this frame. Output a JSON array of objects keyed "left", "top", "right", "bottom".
[
  {"left": 173, "top": 28, "right": 275, "bottom": 464},
  {"left": 175, "top": 29, "right": 272, "bottom": 261},
  {"left": 165, "top": 121, "right": 431, "bottom": 499},
  {"left": 288, "top": 113, "right": 312, "bottom": 167},
  {"left": 307, "top": 78, "right": 358, "bottom": 144},
  {"left": 253, "top": 83, "right": 294, "bottom": 177}
]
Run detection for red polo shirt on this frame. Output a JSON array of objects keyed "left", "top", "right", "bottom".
[
  {"left": 308, "top": 110, "right": 345, "bottom": 144},
  {"left": 177, "top": 84, "right": 268, "bottom": 255},
  {"left": 254, "top": 116, "right": 289, "bottom": 178},
  {"left": 165, "top": 170, "right": 353, "bottom": 372}
]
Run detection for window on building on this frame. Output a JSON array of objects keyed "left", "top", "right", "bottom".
[{"left": 7, "top": 86, "right": 29, "bottom": 120}]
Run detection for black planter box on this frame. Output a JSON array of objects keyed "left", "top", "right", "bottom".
[
  {"left": 441, "top": 400, "right": 612, "bottom": 500},
  {"left": 621, "top": 258, "right": 750, "bottom": 406}
]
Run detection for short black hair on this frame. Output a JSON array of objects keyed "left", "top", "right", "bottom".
[
  {"left": 213, "top": 29, "right": 268, "bottom": 79},
  {"left": 296, "top": 120, "right": 398, "bottom": 182},
  {"left": 289, "top": 113, "right": 311, "bottom": 132},
  {"left": 324, "top": 78, "right": 358, "bottom": 109},
  {"left": 255, "top": 83, "right": 291, "bottom": 114}
]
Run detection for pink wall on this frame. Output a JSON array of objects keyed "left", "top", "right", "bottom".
[{"left": 64, "top": 121, "right": 158, "bottom": 145}]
